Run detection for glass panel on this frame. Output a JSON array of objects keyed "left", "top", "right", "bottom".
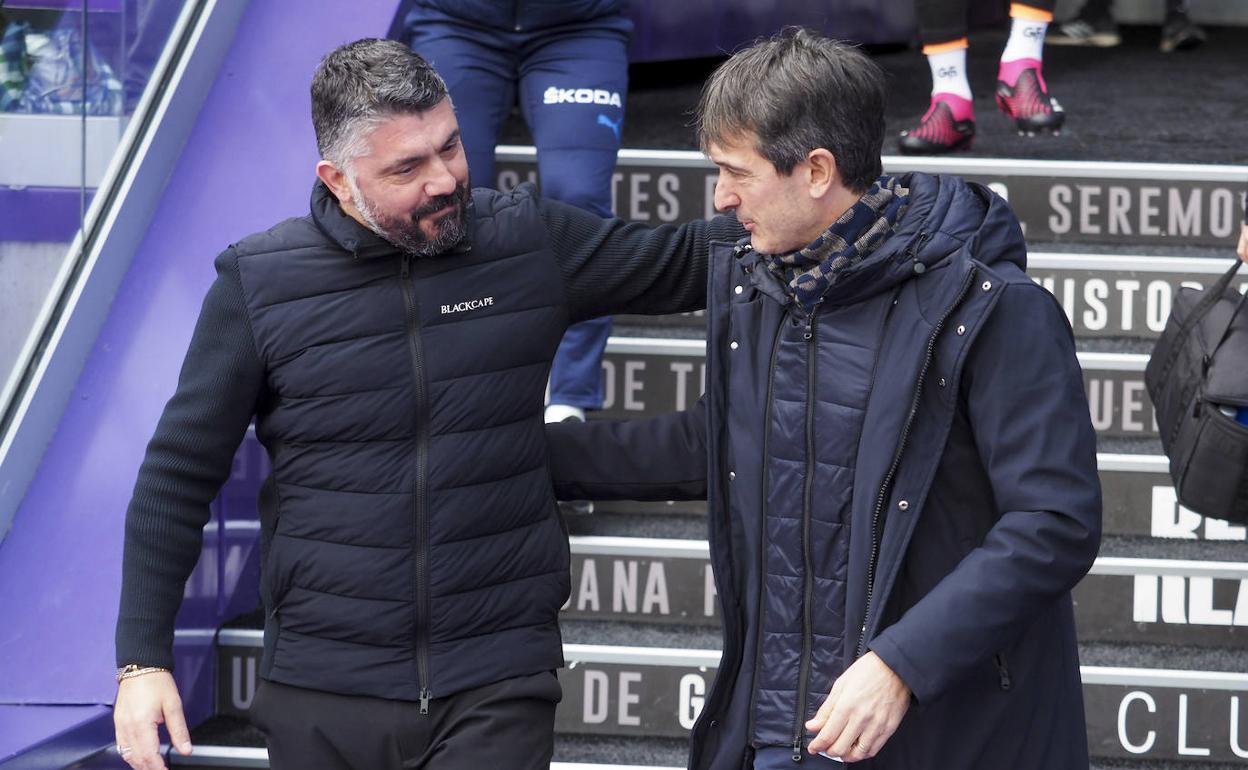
[{"left": 0, "top": 0, "right": 184, "bottom": 387}]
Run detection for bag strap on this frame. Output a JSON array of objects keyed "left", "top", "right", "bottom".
[
  {"left": 1200, "top": 259, "right": 1248, "bottom": 371},
  {"left": 1188, "top": 258, "right": 1243, "bottom": 331},
  {"left": 1154, "top": 259, "right": 1242, "bottom": 383}
]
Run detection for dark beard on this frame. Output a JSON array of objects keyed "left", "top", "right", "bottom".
[{"left": 371, "top": 183, "right": 471, "bottom": 257}]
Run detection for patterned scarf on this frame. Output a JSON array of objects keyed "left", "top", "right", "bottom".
[{"left": 764, "top": 175, "right": 909, "bottom": 312}]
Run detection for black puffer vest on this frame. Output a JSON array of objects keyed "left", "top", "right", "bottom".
[{"left": 235, "top": 183, "right": 571, "bottom": 703}]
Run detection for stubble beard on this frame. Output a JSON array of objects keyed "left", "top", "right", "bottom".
[{"left": 348, "top": 175, "right": 471, "bottom": 258}]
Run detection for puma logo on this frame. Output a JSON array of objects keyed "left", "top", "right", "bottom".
[{"left": 597, "top": 113, "right": 622, "bottom": 140}]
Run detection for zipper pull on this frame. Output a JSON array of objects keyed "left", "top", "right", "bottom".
[
  {"left": 907, "top": 230, "right": 928, "bottom": 259},
  {"left": 792, "top": 736, "right": 804, "bottom": 762},
  {"left": 401, "top": 255, "right": 411, "bottom": 279},
  {"left": 803, "top": 302, "right": 821, "bottom": 340},
  {"left": 419, "top": 687, "right": 431, "bottom": 715}
]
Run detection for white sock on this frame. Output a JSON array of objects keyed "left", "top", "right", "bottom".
[
  {"left": 1001, "top": 17, "right": 1048, "bottom": 62},
  {"left": 926, "top": 47, "right": 971, "bottom": 100},
  {"left": 544, "top": 404, "right": 586, "bottom": 423}
]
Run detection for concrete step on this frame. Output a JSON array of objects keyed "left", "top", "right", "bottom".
[
  {"left": 498, "top": 146, "right": 1248, "bottom": 253},
  {"left": 1029, "top": 253, "right": 1247, "bottom": 344},
  {"left": 211, "top": 630, "right": 1248, "bottom": 765}
]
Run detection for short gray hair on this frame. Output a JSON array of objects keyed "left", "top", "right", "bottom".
[
  {"left": 311, "top": 38, "right": 448, "bottom": 169},
  {"left": 695, "top": 28, "right": 886, "bottom": 193}
]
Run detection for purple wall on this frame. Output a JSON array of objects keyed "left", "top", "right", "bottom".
[
  {"left": 0, "top": 705, "right": 114, "bottom": 770},
  {"left": 0, "top": 0, "right": 401, "bottom": 762}
]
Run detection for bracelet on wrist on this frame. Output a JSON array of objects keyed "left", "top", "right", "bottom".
[{"left": 115, "top": 664, "right": 170, "bottom": 683}]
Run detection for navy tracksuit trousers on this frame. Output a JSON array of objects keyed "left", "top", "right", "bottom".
[{"left": 407, "top": 6, "right": 631, "bottom": 410}]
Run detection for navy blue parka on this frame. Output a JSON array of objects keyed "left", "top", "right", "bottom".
[{"left": 548, "top": 172, "right": 1102, "bottom": 769}]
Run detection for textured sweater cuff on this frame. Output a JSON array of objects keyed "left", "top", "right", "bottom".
[{"left": 116, "top": 617, "right": 176, "bottom": 670}]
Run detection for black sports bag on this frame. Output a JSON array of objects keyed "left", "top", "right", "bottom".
[{"left": 1144, "top": 258, "right": 1248, "bottom": 523}]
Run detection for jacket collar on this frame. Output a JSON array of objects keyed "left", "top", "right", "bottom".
[
  {"left": 736, "top": 240, "right": 792, "bottom": 307},
  {"left": 732, "top": 172, "right": 1025, "bottom": 309},
  {"left": 308, "top": 180, "right": 476, "bottom": 260}
]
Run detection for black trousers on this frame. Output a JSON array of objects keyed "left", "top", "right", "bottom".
[
  {"left": 917, "top": 0, "right": 1057, "bottom": 47},
  {"left": 249, "top": 672, "right": 561, "bottom": 770}
]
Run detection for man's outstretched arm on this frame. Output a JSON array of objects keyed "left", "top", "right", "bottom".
[
  {"left": 546, "top": 397, "right": 709, "bottom": 502},
  {"left": 539, "top": 195, "right": 745, "bottom": 321}
]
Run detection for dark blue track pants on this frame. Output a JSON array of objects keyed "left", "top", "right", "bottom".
[{"left": 407, "top": 8, "right": 631, "bottom": 409}]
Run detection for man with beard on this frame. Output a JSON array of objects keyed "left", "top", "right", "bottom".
[{"left": 111, "top": 38, "right": 742, "bottom": 770}]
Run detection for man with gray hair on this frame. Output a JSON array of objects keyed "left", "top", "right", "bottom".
[
  {"left": 548, "top": 28, "right": 1101, "bottom": 769},
  {"left": 111, "top": 38, "right": 742, "bottom": 770}
]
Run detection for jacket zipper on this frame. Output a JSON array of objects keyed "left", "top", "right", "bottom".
[
  {"left": 856, "top": 266, "right": 977, "bottom": 658},
  {"left": 792, "top": 302, "right": 822, "bottom": 762},
  {"left": 400, "top": 255, "right": 433, "bottom": 714},
  {"left": 745, "top": 299, "right": 787, "bottom": 747}
]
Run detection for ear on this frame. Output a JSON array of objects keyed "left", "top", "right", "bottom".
[
  {"left": 316, "top": 160, "right": 354, "bottom": 206},
  {"left": 805, "top": 148, "right": 839, "bottom": 199}
]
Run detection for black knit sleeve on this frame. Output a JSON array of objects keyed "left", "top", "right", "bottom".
[
  {"left": 538, "top": 196, "right": 745, "bottom": 322},
  {"left": 546, "top": 397, "right": 708, "bottom": 501},
  {"left": 115, "top": 249, "right": 265, "bottom": 669}
]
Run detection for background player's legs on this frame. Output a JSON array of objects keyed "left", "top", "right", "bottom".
[
  {"left": 996, "top": 2, "right": 1065, "bottom": 135},
  {"left": 900, "top": 0, "right": 975, "bottom": 154},
  {"left": 406, "top": 7, "right": 516, "bottom": 189},
  {"left": 517, "top": 18, "right": 630, "bottom": 422}
]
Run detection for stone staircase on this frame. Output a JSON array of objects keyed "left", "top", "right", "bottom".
[{"left": 163, "top": 151, "right": 1248, "bottom": 769}]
